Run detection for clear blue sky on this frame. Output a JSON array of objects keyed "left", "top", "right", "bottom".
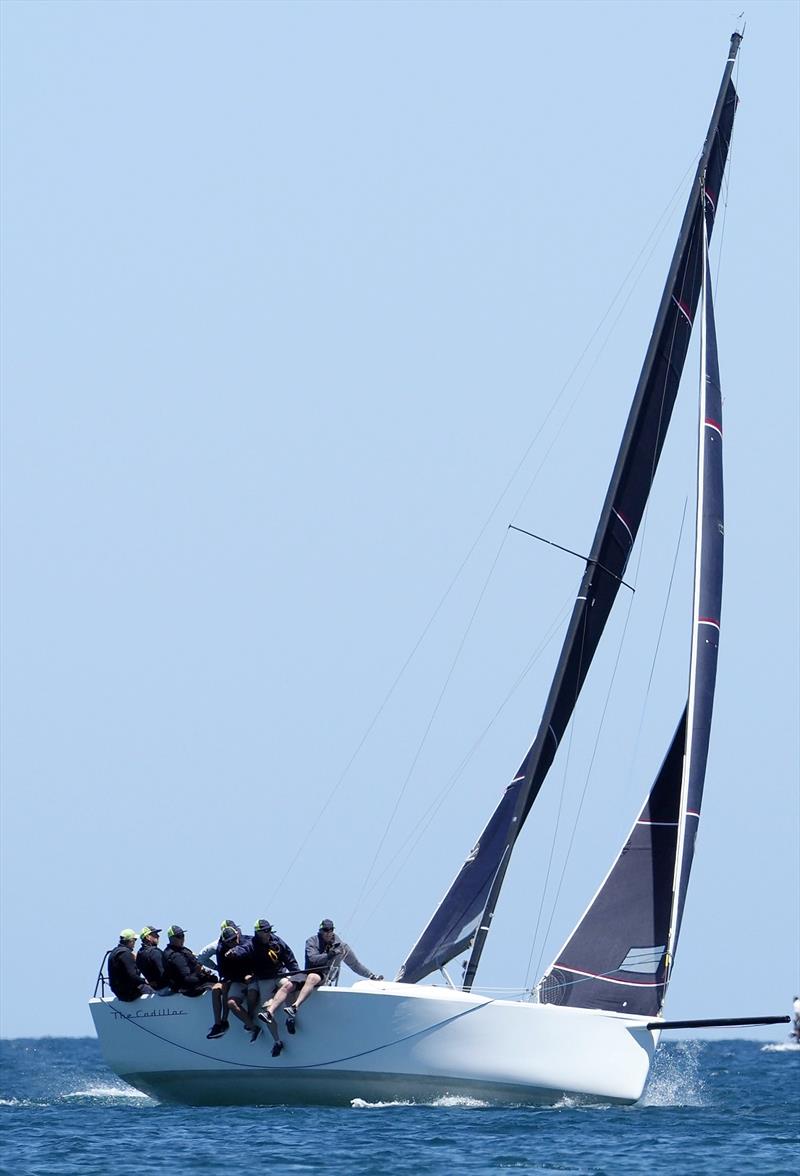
[{"left": 1, "top": 0, "right": 798, "bottom": 1039}]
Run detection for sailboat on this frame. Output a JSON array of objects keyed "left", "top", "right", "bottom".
[{"left": 89, "top": 32, "right": 786, "bottom": 1105}]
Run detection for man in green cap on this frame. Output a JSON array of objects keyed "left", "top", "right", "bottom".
[
  {"left": 108, "top": 929, "right": 153, "bottom": 1002},
  {"left": 137, "top": 926, "right": 170, "bottom": 994},
  {"left": 162, "top": 925, "right": 217, "bottom": 996}
]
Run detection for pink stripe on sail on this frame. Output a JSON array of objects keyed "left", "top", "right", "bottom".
[
  {"left": 556, "top": 965, "right": 661, "bottom": 988},
  {"left": 672, "top": 295, "right": 693, "bottom": 326}
]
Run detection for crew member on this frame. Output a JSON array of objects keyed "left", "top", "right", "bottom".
[
  {"left": 230, "top": 919, "right": 302, "bottom": 1056},
  {"left": 197, "top": 922, "right": 254, "bottom": 1040},
  {"left": 282, "top": 918, "right": 383, "bottom": 1034},
  {"left": 137, "top": 926, "right": 169, "bottom": 993},
  {"left": 162, "top": 925, "right": 216, "bottom": 996},
  {"left": 108, "top": 929, "right": 153, "bottom": 1002}
]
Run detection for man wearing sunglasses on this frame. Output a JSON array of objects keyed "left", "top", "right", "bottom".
[{"left": 280, "top": 918, "right": 383, "bottom": 1036}]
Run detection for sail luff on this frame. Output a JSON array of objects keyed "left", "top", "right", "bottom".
[
  {"left": 668, "top": 196, "right": 725, "bottom": 965},
  {"left": 537, "top": 194, "right": 725, "bottom": 1018},
  {"left": 666, "top": 202, "right": 711, "bottom": 976},
  {"left": 397, "top": 36, "right": 739, "bottom": 991}
]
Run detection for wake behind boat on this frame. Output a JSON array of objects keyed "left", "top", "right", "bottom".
[{"left": 90, "top": 31, "right": 787, "bottom": 1106}]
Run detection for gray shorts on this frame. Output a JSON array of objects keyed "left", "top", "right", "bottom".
[
  {"left": 256, "top": 977, "right": 297, "bottom": 1004},
  {"left": 227, "top": 980, "right": 254, "bottom": 1004}
]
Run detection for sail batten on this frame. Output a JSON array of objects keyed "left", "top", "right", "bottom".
[{"left": 397, "top": 35, "right": 739, "bottom": 991}]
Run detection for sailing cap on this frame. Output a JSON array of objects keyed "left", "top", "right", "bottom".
[
  {"left": 254, "top": 919, "right": 272, "bottom": 933},
  {"left": 140, "top": 925, "right": 161, "bottom": 939},
  {"left": 119, "top": 929, "right": 137, "bottom": 942},
  {"left": 220, "top": 919, "right": 240, "bottom": 933},
  {"left": 167, "top": 925, "right": 186, "bottom": 938},
  {"left": 319, "top": 919, "right": 335, "bottom": 931},
  {"left": 220, "top": 926, "right": 238, "bottom": 943}
]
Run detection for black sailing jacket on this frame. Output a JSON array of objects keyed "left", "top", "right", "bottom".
[
  {"left": 108, "top": 943, "right": 147, "bottom": 1001},
  {"left": 163, "top": 943, "right": 210, "bottom": 995},
  {"left": 137, "top": 943, "right": 166, "bottom": 988}
]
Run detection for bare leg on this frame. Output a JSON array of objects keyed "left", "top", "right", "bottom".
[
  {"left": 263, "top": 978, "right": 296, "bottom": 1016},
  {"left": 244, "top": 984, "right": 260, "bottom": 1029},
  {"left": 292, "top": 972, "right": 322, "bottom": 1012},
  {"left": 211, "top": 984, "right": 224, "bottom": 1024},
  {"left": 227, "top": 995, "right": 251, "bottom": 1027}
]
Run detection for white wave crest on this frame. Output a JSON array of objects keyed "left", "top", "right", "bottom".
[
  {"left": 350, "top": 1093, "right": 489, "bottom": 1109},
  {"left": 431, "top": 1094, "right": 489, "bottom": 1108},
  {"left": 761, "top": 1042, "right": 800, "bottom": 1053},
  {"left": 65, "top": 1084, "right": 152, "bottom": 1100},
  {"left": 351, "top": 1097, "right": 413, "bottom": 1108}
]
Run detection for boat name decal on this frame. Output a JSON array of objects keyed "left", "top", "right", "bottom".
[{"left": 111, "top": 1007, "right": 189, "bottom": 1021}]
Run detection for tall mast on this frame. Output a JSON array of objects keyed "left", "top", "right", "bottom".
[
  {"left": 537, "top": 181, "right": 726, "bottom": 1018},
  {"left": 397, "top": 34, "right": 740, "bottom": 992},
  {"left": 460, "top": 33, "right": 741, "bottom": 991}
]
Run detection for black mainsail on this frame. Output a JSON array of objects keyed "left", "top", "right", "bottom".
[
  {"left": 539, "top": 207, "right": 724, "bottom": 1017},
  {"left": 397, "top": 35, "right": 739, "bottom": 989}
]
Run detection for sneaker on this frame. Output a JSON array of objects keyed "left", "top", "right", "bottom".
[
  {"left": 257, "top": 1009, "right": 275, "bottom": 1028},
  {"left": 206, "top": 1022, "right": 226, "bottom": 1040},
  {"left": 285, "top": 1006, "right": 297, "bottom": 1035},
  {"left": 271, "top": 1040, "right": 283, "bottom": 1058},
  {"left": 249, "top": 1026, "right": 262, "bottom": 1044}
]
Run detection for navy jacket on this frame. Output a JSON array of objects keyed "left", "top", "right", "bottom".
[
  {"left": 218, "top": 934, "right": 253, "bottom": 982},
  {"left": 229, "top": 933, "right": 299, "bottom": 981},
  {"left": 108, "top": 943, "right": 148, "bottom": 1001}
]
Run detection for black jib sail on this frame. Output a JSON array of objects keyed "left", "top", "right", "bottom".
[
  {"left": 397, "top": 35, "right": 739, "bottom": 989},
  {"left": 539, "top": 209, "right": 724, "bottom": 1017}
]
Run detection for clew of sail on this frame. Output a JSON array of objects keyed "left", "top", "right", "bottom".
[
  {"left": 397, "top": 40, "right": 739, "bottom": 990},
  {"left": 539, "top": 205, "right": 724, "bottom": 1018}
]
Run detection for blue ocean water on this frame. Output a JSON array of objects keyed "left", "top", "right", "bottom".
[{"left": 1, "top": 1037, "right": 797, "bottom": 1175}]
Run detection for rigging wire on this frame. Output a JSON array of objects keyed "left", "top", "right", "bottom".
[
  {"left": 361, "top": 163, "right": 702, "bottom": 925},
  {"left": 357, "top": 161, "right": 701, "bottom": 899},
  {"left": 348, "top": 530, "right": 512, "bottom": 924},
  {"left": 357, "top": 594, "right": 576, "bottom": 924},
  {"left": 623, "top": 498, "right": 689, "bottom": 798},
  {"left": 268, "top": 158, "right": 707, "bottom": 912},
  {"left": 523, "top": 497, "right": 689, "bottom": 993},
  {"left": 510, "top": 159, "right": 699, "bottom": 528},
  {"left": 521, "top": 607, "right": 589, "bottom": 991}
]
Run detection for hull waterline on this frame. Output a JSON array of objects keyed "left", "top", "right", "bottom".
[{"left": 90, "top": 981, "right": 658, "bottom": 1107}]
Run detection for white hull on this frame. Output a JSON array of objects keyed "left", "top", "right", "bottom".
[{"left": 90, "top": 980, "right": 659, "bottom": 1106}]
